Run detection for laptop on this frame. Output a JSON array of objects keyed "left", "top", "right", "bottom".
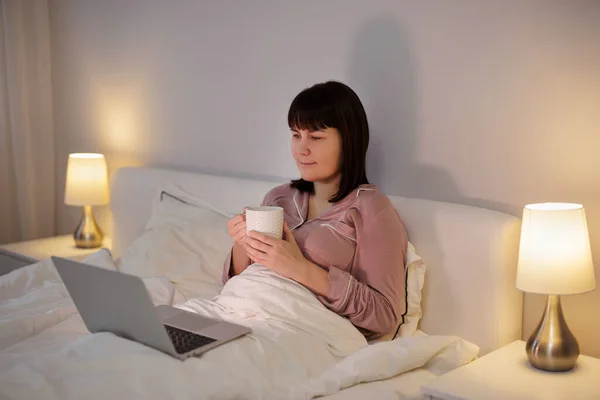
[{"left": 52, "top": 256, "right": 251, "bottom": 361}]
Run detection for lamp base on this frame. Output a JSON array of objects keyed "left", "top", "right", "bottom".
[
  {"left": 526, "top": 294, "right": 579, "bottom": 372},
  {"left": 73, "top": 205, "right": 104, "bottom": 249}
]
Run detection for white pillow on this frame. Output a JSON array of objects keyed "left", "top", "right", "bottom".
[
  {"left": 79, "top": 248, "right": 183, "bottom": 306},
  {"left": 395, "top": 241, "right": 427, "bottom": 338},
  {"left": 117, "top": 183, "right": 233, "bottom": 300}
]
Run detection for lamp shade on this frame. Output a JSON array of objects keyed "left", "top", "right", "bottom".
[
  {"left": 516, "top": 203, "right": 596, "bottom": 295},
  {"left": 64, "top": 153, "right": 109, "bottom": 206}
]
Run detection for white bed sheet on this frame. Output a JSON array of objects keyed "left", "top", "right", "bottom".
[
  {"left": 0, "top": 261, "right": 477, "bottom": 400},
  {"left": 0, "top": 320, "right": 474, "bottom": 400}
]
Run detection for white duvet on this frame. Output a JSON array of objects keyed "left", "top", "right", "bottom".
[
  {"left": 0, "top": 262, "right": 479, "bottom": 400},
  {"left": 0, "top": 256, "right": 182, "bottom": 351}
]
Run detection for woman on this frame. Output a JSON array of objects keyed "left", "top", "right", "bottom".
[{"left": 222, "top": 81, "right": 408, "bottom": 341}]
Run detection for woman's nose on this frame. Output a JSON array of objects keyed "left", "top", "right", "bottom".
[{"left": 298, "top": 140, "right": 310, "bottom": 155}]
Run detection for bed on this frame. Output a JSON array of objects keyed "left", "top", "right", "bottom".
[{"left": 0, "top": 166, "right": 523, "bottom": 399}]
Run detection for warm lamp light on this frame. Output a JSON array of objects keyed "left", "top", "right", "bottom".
[
  {"left": 64, "top": 153, "right": 109, "bottom": 248},
  {"left": 517, "top": 203, "right": 596, "bottom": 372}
]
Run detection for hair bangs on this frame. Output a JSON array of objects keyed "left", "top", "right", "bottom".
[
  {"left": 288, "top": 88, "right": 338, "bottom": 132},
  {"left": 288, "top": 81, "right": 370, "bottom": 203}
]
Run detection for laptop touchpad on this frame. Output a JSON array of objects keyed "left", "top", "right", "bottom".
[{"left": 163, "top": 313, "right": 219, "bottom": 332}]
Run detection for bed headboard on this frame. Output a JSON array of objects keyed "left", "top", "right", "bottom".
[{"left": 110, "top": 166, "right": 522, "bottom": 355}]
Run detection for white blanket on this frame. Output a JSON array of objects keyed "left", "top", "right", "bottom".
[
  {"left": 0, "top": 263, "right": 478, "bottom": 399},
  {"left": 288, "top": 333, "right": 479, "bottom": 399},
  {"left": 0, "top": 258, "right": 76, "bottom": 350},
  {"left": 0, "top": 257, "right": 182, "bottom": 350}
]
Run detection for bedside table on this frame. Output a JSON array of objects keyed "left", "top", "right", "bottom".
[
  {"left": 0, "top": 234, "right": 112, "bottom": 263},
  {"left": 421, "top": 340, "right": 600, "bottom": 400}
]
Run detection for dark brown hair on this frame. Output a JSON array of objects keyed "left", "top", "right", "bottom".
[{"left": 288, "top": 81, "right": 369, "bottom": 203}]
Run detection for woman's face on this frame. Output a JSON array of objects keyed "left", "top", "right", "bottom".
[{"left": 291, "top": 127, "right": 342, "bottom": 184}]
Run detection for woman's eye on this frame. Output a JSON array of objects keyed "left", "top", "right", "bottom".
[
  {"left": 311, "top": 136, "right": 322, "bottom": 141},
  {"left": 292, "top": 134, "right": 301, "bottom": 139}
]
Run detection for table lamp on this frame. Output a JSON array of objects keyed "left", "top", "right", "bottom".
[
  {"left": 64, "top": 153, "right": 109, "bottom": 248},
  {"left": 516, "top": 203, "right": 596, "bottom": 372}
]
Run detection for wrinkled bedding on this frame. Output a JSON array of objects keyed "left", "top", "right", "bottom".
[{"left": 0, "top": 261, "right": 478, "bottom": 399}]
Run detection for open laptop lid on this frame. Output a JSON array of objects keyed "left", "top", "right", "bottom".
[{"left": 51, "top": 256, "right": 177, "bottom": 357}]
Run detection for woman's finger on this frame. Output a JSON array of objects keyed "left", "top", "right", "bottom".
[
  {"left": 229, "top": 213, "right": 244, "bottom": 225},
  {"left": 246, "top": 236, "right": 272, "bottom": 253},
  {"left": 247, "top": 230, "right": 277, "bottom": 246},
  {"left": 228, "top": 216, "right": 245, "bottom": 235},
  {"left": 245, "top": 244, "right": 266, "bottom": 263},
  {"left": 232, "top": 217, "right": 246, "bottom": 229},
  {"left": 233, "top": 219, "right": 248, "bottom": 233},
  {"left": 232, "top": 222, "right": 246, "bottom": 237}
]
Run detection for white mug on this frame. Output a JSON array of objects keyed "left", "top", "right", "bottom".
[{"left": 245, "top": 206, "right": 284, "bottom": 239}]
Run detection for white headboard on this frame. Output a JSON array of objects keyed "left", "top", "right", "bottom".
[{"left": 110, "top": 166, "right": 522, "bottom": 355}]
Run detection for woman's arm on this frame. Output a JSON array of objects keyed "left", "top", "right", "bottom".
[
  {"left": 221, "top": 242, "right": 253, "bottom": 284},
  {"left": 243, "top": 199, "right": 407, "bottom": 337},
  {"left": 231, "top": 242, "right": 252, "bottom": 276},
  {"left": 313, "top": 206, "right": 408, "bottom": 337},
  {"left": 222, "top": 188, "right": 281, "bottom": 284},
  {"left": 293, "top": 260, "right": 329, "bottom": 296}
]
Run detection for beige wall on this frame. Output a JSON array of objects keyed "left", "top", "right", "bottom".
[{"left": 49, "top": 1, "right": 600, "bottom": 356}]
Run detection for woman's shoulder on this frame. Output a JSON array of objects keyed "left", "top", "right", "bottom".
[
  {"left": 352, "top": 184, "right": 395, "bottom": 213},
  {"left": 350, "top": 184, "right": 407, "bottom": 232}
]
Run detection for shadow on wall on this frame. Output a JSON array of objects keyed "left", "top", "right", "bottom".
[
  {"left": 346, "top": 16, "right": 464, "bottom": 321},
  {"left": 346, "top": 16, "right": 519, "bottom": 217},
  {"left": 346, "top": 16, "right": 522, "bottom": 325}
]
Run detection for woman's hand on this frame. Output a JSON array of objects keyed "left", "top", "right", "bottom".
[
  {"left": 227, "top": 209, "right": 249, "bottom": 247},
  {"left": 245, "top": 222, "right": 309, "bottom": 281},
  {"left": 245, "top": 222, "right": 330, "bottom": 296},
  {"left": 228, "top": 209, "right": 255, "bottom": 264}
]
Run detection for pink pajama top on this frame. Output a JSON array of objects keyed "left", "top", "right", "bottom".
[{"left": 222, "top": 183, "right": 408, "bottom": 341}]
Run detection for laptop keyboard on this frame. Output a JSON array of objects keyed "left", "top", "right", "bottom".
[{"left": 164, "top": 324, "right": 217, "bottom": 354}]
